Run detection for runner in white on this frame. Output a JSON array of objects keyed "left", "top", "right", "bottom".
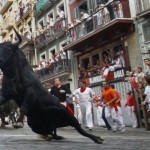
[{"left": 70, "top": 80, "right": 96, "bottom": 131}]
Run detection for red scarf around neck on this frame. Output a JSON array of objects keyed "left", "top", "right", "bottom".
[{"left": 80, "top": 86, "right": 86, "bottom": 93}]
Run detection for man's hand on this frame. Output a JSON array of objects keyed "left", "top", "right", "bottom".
[
  {"left": 141, "top": 101, "right": 146, "bottom": 105},
  {"left": 59, "top": 90, "right": 65, "bottom": 93}
]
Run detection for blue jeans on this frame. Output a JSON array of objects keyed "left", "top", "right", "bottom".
[{"left": 102, "top": 107, "right": 111, "bottom": 130}]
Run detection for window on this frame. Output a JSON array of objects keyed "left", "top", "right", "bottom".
[
  {"left": 38, "top": 18, "right": 45, "bottom": 29},
  {"left": 92, "top": 54, "right": 99, "bottom": 66},
  {"left": 59, "top": 40, "right": 67, "bottom": 50},
  {"left": 40, "top": 52, "right": 46, "bottom": 61},
  {"left": 46, "top": 9, "right": 54, "bottom": 23},
  {"left": 82, "top": 57, "right": 90, "bottom": 69},
  {"left": 143, "top": 22, "right": 150, "bottom": 42},
  {"left": 49, "top": 46, "right": 56, "bottom": 59}
]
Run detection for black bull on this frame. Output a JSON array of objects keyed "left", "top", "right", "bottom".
[{"left": 0, "top": 29, "right": 103, "bottom": 144}]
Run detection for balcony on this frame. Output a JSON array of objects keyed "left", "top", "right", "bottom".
[
  {"left": 19, "top": 34, "right": 34, "bottom": 50},
  {"left": 35, "top": 59, "right": 71, "bottom": 83},
  {"left": 79, "top": 66, "right": 131, "bottom": 87},
  {"left": 2, "top": 17, "right": 13, "bottom": 30},
  {"left": 136, "top": 0, "right": 150, "bottom": 18},
  {"left": 35, "top": 18, "right": 67, "bottom": 49},
  {"left": 64, "top": 0, "right": 133, "bottom": 52},
  {"left": 35, "top": 0, "right": 55, "bottom": 17},
  {"left": 0, "top": 0, "right": 13, "bottom": 15},
  {"left": 22, "top": 3, "right": 32, "bottom": 19},
  {"left": 0, "top": 29, "right": 7, "bottom": 36}
]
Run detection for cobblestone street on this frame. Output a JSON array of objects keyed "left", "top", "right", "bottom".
[{"left": 0, "top": 124, "right": 149, "bottom": 150}]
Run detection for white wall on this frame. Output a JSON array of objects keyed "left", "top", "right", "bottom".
[{"left": 129, "top": 0, "right": 137, "bottom": 18}]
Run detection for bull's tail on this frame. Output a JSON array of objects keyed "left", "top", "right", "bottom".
[{"left": 65, "top": 111, "right": 104, "bottom": 144}]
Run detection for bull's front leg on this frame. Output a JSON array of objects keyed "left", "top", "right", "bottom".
[
  {"left": 13, "top": 93, "right": 32, "bottom": 129},
  {"left": 0, "top": 90, "right": 8, "bottom": 106}
]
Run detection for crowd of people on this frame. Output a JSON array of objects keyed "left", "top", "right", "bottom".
[
  {"left": 44, "top": 58, "right": 150, "bottom": 132},
  {"left": 67, "top": 0, "right": 123, "bottom": 42},
  {"left": 78, "top": 48, "right": 125, "bottom": 80},
  {"left": 35, "top": 8, "right": 66, "bottom": 45},
  {"left": 33, "top": 50, "right": 69, "bottom": 77}
]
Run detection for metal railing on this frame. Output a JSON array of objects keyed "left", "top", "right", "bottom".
[
  {"left": 35, "top": 59, "right": 71, "bottom": 79},
  {"left": 67, "top": 1, "right": 130, "bottom": 44},
  {"left": 136, "top": 0, "right": 150, "bottom": 14},
  {"left": 35, "top": 18, "right": 67, "bottom": 47}
]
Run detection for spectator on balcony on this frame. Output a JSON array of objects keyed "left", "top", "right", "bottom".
[
  {"left": 101, "top": 4, "right": 110, "bottom": 24},
  {"left": 73, "top": 18, "right": 81, "bottom": 39},
  {"left": 114, "top": 0, "right": 123, "bottom": 18},
  {"left": 58, "top": 8, "right": 65, "bottom": 19},
  {"left": 59, "top": 50, "right": 67, "bottom": 60},
  {"left": 19, "top": 2, "right": 24, "bottom": 18},
  {"left": 105, "top": 0, "right": 115, "bottom": 20},
  {"left": 109, "top": 53, "right": 123, "bottom": 71},
  {"left": 39, "top": 27, "right": 46, "bottom": 43},
  {"left": 80, "top": 12, "right": 90, "bottom": 35},
  {"left": 95, "top": 4, "right": 104, "bottom": 26}
]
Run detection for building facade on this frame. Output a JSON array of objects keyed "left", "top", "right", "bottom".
[
  {"left": 64, "top": 0, "right": 144, "bottom": 126},
  {"left": 134, "top": 0, "right": 150, "bottom": 129},
  {"left": 0, "top": 0, "right": 36, "bottom": 66},
  {"left": 34, "top": 0, "right": 76, "bottom": 92},
  {"left": 135, "top": 0, "right": 150, "bottom": 71}
]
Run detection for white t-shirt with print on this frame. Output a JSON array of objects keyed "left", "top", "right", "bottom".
[
  {"left": 73, "top": 87, "right": 95, "bottom": 103},
  {"left": 144, "top": 85, "right": 150, "bottom": 101}
]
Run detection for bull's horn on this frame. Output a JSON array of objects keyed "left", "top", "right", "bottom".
[{"left": 12, "top": 27, "right": 22, "bottom": 45}]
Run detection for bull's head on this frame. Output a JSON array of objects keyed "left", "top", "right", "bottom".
[{"left": 0, "top": 27, "right": 22, "bottom": 68}]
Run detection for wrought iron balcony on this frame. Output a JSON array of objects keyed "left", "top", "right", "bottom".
[
  {"left": 35, "top": 18, "right": 67, "bottom": 49},
  {"left": 0, "top": 29, "right": 7, "bottom": 36},
  {"left": 35, "top": 59, "right": 71, "bottom": 82},
  {"left": 136, "top": 0, "right": 150, "bottom": 17},
  {"left": 2, "top": 17, "right": 13, "bottom": 30},
  {"left": 35, "top": 0, "right": 55, "bottom": 17},
  {"left": 0, "top": 0, "right": 13, "bottom": 15}
]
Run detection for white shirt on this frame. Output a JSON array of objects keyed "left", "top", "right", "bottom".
[
  {"left": 144, "top": 85, "right": 150, "bottom": 102},
  {"left": 59, "top": 10, "right": 65, "bottom": 18},
  {"left": 73, "top": 87, "right": 95, "bottom": 103},
  {"left": 60, "top": 52, "right": 66, "bottom": 59}
]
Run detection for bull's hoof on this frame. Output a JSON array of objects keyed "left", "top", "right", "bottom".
[
  {"left": 46, "top": 134, "right": 53, "bottom": 140},
  {"left": 52, "top": 135, "right": 65, "bottom": 140},
  {"left": 94, "top": 137, "right": 104, "bottom": 144},
  {"left": 12, "top": 122, "right": 24, "bottom": 129},
  {"left": 99, "top": 137, "right": 104, "bottom": 141}
]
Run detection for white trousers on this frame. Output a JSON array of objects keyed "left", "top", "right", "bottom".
[
  {"left": 76, "top": 104, "right": 82, "bottom": 124},
  {"left": 116, "top": 106, "right": 124, "bottom": 126},
  {"left": 79, "top": 102, "right": 93, "bottom": 128},
  {"left": 105, "top": 106, "right": 122, "bottom": 129},
  {"left": 127, "top": 106, "right": 138, "bottom": 128},
  {"left": 97, "top": 106, "right": 105, "bottom": 126}
]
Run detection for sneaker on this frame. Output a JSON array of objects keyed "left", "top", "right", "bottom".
[
  {"left": 118, "top": 125, "right": 125, "bottom": 132},
  {"left": 112, "top": 127, "right": 117, "bottom": 132}
]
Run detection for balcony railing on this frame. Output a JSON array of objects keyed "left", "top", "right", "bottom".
[
  {"left": 15, "top": 3, "right": 32, "bottom": 26},
  {"left": 0, "top": 0, "right": 13, "bottom": 15},
  {"left": 35, "top": 0, "right": 54, "bottom": 16},
  {"left": 136, "top": 0, "right": 150, "bottom": 14},
  {"left": 35, "top": 59, "right": 71, "bottom": 80},
  {"left": 35, "top": 18, "right": 67, "bottom": 49},
  {"left": 67, "top": 0, "right": 130, "bottom": 44},
  {"left": 2, "top": 17, "right": 13, "bottom": 30}
]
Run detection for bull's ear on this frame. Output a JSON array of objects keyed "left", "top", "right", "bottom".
[{"left": 12, "top": 27, "right": 22, "bottom": 45}]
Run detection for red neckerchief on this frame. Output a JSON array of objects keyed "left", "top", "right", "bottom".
[{"left": 80, "top": 87, "right": 86, "bottom": 93}]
